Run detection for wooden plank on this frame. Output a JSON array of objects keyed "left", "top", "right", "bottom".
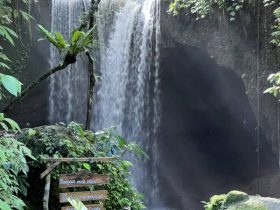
[
  {"left": 59, "top": 171, "right": 109, "bottom": 188},
  {"left": 40, "top": 161, "right": 62, "bottom": 179},
  {"left": 59, "top": 190, "right": 108, "bottom": 203},
  {"left": 43, "top": 157, "right": 116, "bottom": 163},
  {"left": 61, "top": 204, "right": 104, "bottom": 210},
  {"left": 43, "top": 163, "right": 51, "bottom": 210}
]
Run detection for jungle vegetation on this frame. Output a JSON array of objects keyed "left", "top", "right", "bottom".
[
  {"left": 0, "top": 0, "right": 146, "bottom": 209},
  {"left": 1, "top": 0, "right": 280, "bottom": 209}
]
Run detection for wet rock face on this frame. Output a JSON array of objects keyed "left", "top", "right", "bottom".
[
  {"left": 6, "top": 0, "right": 51, "bottom": 127},
  {"left": 157, "top": 44, "right": 278, "bottom": 210},
  {"left": 160, "top": 1, "right": 280, "bottom": 159},
  {"left": 158, "top": 3, "right": 280, "bottom": 209}
]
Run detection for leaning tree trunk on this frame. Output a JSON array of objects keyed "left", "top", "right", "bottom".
[
  {"left": 3, "top": 1, "right": 99, "bottom": 114},
  {"left": 3, "top": 61, "right": 71, "bottom": 113}
]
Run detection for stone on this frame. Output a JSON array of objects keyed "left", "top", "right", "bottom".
[{"left": 206, "top": 191, "right": 280, "bottom": 210}]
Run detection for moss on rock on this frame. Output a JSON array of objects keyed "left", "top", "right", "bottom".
[
  {"left": 204, "top": 191, "right": 271, "bottom": 210},
  {"left": 204, "top": 194, "right": 227, "bottom": 210},
  {"left": 224, "top": 190, "right": 249, "bottom": 206}
]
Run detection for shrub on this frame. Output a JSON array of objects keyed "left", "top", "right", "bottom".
[{"left": 18, "top": 122, "right": 146, "bottom": 210}]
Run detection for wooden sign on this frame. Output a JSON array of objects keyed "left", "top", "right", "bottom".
[
  {"left": 59, "top": 190, "right": 108, "bottom": 203},
  {"left": 61, "top": 204, "right": 104, "bottom": 210},
  {"left": 59, "top": 171, "right": 109, "bottom": 188}
]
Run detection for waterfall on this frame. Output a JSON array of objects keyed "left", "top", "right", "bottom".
[
  {"left": 49, "top": 0, "right": 90, "bottom": 124},
  {"left": 95, "top": 0, "right": 162, "bottom": 207}
]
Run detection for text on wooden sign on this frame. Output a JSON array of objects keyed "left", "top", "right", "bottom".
[
  {"left": 59, "top": 172, "right": 109, "bottom": 188},
  {"left": 61, "top": 204, "right": 104, "bottom": 210},
  {"left": 59, "top": 190, "right": 108, "bottom": 203}
]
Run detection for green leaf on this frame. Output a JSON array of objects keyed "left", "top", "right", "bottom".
[
  {"left": 2, "top": 26, "right": 18, "bottom": 38},
  {"left": 71, "top": 30, "right": 82, "bottom": 45},
  {"left": 0, "top": 201, "right": 12, "bottom": 210},
  {"left": 55, "top": 32, "right": 67, "bottom": 49},
  {"left": 0, "top": 74, "right": 22, "bottom": 96},
  {"left": 0, "top": 122, "right": 9, "bottom": 131},
  {"left": 82, "top": 163, "right": 91, "bottom": 171},
  {"left": 37, "top": 24, "right": 63, "bottom": 50},
  {"left": 122, "top": 160, "right": 133, "bottom": 168},
  {"left": 0, "top": 113, "right": 4, "bottom": 121},
  {"left": 20, "top": 11, "right": 34, "bottom": 21},
  {"left": 0, "top": 26, "right": 18, "bottom": 46},
  {"left": 0, "top": 53, "right": 11, "bottom": 62},
  {"left": 68, "top": 198, "right": 87, "bottom": 210},
  {"left": 27, "top": 129, "right": 37, "bottom": 138},
  {"left": 3, "top": 118, "right": 20, "bottom": 131},
  {"left": 116, "top": 135, "right": 126, "bottom": 147},
  {"left": 0, "top": 62, "right": 10, "bottom": 69}
]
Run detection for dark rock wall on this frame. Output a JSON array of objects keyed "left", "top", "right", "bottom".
[
  {"left": 158, "top": 2, "right": 280, "bottom": 209},
  {"left": 6, "top": 0, "right": 51, "bottom": 127},
  {"left": 158, "top": 43, "right": 278, "bottom": 209},
  {"left": 160, "top": 2, "right": 280, "bottom": 157}
]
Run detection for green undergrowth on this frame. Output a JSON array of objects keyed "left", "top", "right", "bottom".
[{"left": 15, "top": 122, "right": 146, "bottom": 210}]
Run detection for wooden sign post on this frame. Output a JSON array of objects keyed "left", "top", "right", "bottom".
[
  {"left": 41, "top": 157, "right": 115, "bottom": 210},
  {"left": 60, "top": 190, "right": 108, "bottom": 203},
  {"left": 59, "top": 171, "right": 109, "bottom": 188},
  {"left": 61, "top": 204, "right": 104, "bottom": 210}
]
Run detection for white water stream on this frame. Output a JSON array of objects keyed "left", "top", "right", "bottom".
[
  {"left": 49, "top": 0, "right": 90, "bottom": 124},
  {"left": 95, "top": 0, "right": 162, "bottom": 207},
  {"left": 49, "top": 0, "right": 163, "bottom": 208}
]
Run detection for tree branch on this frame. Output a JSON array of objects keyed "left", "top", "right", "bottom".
[
  {"left": 3, "top": 61, "right": 70, "bottom": 113},
  {"left": 3, "top": 0, "right": 100, "bottom": 116}
]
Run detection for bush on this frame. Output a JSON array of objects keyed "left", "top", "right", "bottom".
[
  {"left": 17, "top": 122, "right": 146, "bottom": 210},
  {"left": 0, "top": 136, "right": 35, "bottom": 210}
]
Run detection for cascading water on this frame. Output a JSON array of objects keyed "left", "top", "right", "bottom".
[
  {"left": 49, "top": 0, "right": 163, "bottom": 207},
  {"left": 49, "top": 0, "right": 90, "bottom": 124},
  {"left": 95, "top": 0, "right": 162, "bottom": 208}
]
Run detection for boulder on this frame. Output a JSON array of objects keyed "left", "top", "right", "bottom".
[{"left": 205, "top": 191, "right": 280, "bottom": 210}]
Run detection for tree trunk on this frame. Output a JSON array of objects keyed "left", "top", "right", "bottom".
[
  {"left": 85, "top": 53, "right": 96, "bottom": 129},
  {"left": 85, "top": 0, "right": 99, "bottom": 129}
]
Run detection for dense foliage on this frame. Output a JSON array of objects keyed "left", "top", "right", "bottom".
[
  {"left": 17, "top": 122, "right": 146, "bottom": 210},
  {"left": 0, "top": 1, "right": 36, "bottom": 210},
  {"left": 0, "top": 0, "right": 26, "bottom": 131},
  {"left": 168, "top": 0, "right": 245, "bottom": 21},
  {"left": 0, "top": 136, "right": 34, "bottom": 210},
  {"left": 0, "top": 0, "right": 30, "bottom": 94},
  {"left": 168, "top": 0, "right": 279, "bottom": 21}
]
